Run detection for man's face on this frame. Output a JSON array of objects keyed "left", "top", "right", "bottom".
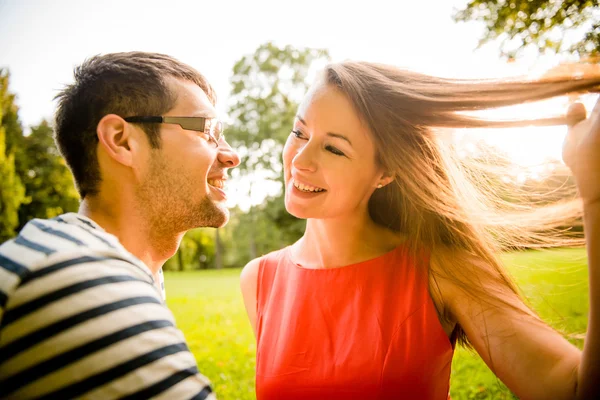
[{"left": 136, "top": 78, "right": 240, "bottom": 232}]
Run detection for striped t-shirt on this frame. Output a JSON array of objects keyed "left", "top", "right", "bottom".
[{"left": 0, "top": 213, "right": 215, "bottom": 399}]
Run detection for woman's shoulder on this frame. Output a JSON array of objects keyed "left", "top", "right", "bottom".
[
  {"left": 428, "top": 245, "right": 520, "bottom": 317},
  {"left": 240, "top": 247, "right": 291, "bottom": 286},
  {"left": 429, "top": 246, "right": 508, "bottom": 286}
]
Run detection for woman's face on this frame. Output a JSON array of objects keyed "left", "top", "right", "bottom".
[{"left": 283, "top": 83, "right": 389, "bottom": 220}]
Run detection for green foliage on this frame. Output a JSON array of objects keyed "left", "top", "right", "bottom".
[
  {"left": 16, "top": 120, "right": 79, "bottom": 228},
  {"left": 0, "top": 128, "right": 25, "bottom": 242},
  {"left": 0, "top": 69, "right": 80, "bottom": 240},
  {"left": 226, "top": 203, "right": 305, "bottom": 269},
  {"left": 0, "top": 69, "right": 24, "bottom": 155},
  {"left": 167, "top": 248, "right": 589, "bottom": 400},
  {"left": 227, "top": 42, "right": 330, "bottom": 171},
  {"left": 221, "top": 42, "right": 330, "bottom": 264},
  {"left": 227, "top": 41, "right": 330, "bottom": 179},
  {"left": 454, "top": 0, "right": 600, "bottom": 58},
  {"left": 164, "top": 228, "right": 217, "bottom": 271},
  {"left": 0, "top": 70, "right": 26, "bottom": 242},
  {"left": 261, "top": 195, "right": 305, "bottom": 246}
]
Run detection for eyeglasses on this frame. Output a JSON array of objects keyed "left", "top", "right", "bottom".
[{"left": 124, "top": 116, "right": 224, "bottom": 148}]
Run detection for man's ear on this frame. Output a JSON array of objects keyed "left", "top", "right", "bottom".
[{"left": 97, "top": 114, "right": 136, "bottom": 167}]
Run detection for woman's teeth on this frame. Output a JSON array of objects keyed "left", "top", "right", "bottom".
[
  {"left": 293, "top": 180, "right": 325, "bottom": 193},
  {"left": 208, "top": 179, "right": 224, "bottom": 189}
]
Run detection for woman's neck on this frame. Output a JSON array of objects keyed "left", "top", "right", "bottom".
[{"left": 293, "top": 212, "right": 403, "bottom": 269}]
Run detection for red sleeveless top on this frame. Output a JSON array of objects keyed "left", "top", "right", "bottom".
[{"left": 255, "top": 245, "right": 454, "bottom": 400}]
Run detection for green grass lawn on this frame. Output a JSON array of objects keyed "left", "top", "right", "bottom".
[{"left": 165, "top": 248, "right": 589, "bottom": 400}]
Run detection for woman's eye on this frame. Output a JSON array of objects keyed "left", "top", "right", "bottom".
[
  {"left": 326, "top": 146, "right": 345, "bottom": 157},
  {"left": 292, "top": 130, "right": 308, "bottom": 140},
  {"left": 291, "top": 130, "right": 345, "bottom": 157}
]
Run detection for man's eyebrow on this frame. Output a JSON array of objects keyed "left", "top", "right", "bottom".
[{"left": 295, "top": 115, "right": 353, "bottom": 146}]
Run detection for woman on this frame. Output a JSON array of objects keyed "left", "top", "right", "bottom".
[{"left": 240, "top": 61, "right": 600, "bottom": 399}]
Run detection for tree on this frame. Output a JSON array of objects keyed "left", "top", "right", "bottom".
[
  {"left": 0, "top": 131, "right": 24, "bottom": 243},
  {"left": 225, "top": 42, "right": 330, "bottom": 260},
  {"left": 0, "top": 70, "right": 26, "bottom": 242},
  {"left": 0, "top": 70, "right": 24, "bottom": 155},
  {"left": 16, "top": 120, "right": 79, "bottom": 228},
  {"left": 0, "top": 69, "right": 80, "bottom": 240},
  {"left": 227, "top": 42, "right": 330, "bottom": 176},
  {"left": 214, "top": 228, "right": 223, "bottom": 269},
  {"left": 224, "top": 205, "right": 292, "bottom": 268},
  {"left": 164, "top": 228, "right": 216, "bottom": 271},
  {"left": 454, "top": 0, "right": 600, "bottom": 58}
]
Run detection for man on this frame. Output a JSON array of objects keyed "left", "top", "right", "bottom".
[{"left": 0, "top": 52, "right": 240, "bottom": 399}]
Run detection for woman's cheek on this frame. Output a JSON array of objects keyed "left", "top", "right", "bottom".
[{"left": 282, "top": 138, "right": 297, "bottom": 170}]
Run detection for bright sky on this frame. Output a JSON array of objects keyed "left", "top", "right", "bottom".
[{"left": 0, "top": 0, "right": 591, "bottom": 208}]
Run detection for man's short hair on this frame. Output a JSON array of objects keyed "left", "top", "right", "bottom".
[{"left": 54, "top": 52, "right": 216, "bottom": 198}]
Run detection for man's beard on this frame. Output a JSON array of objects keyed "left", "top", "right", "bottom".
[
  {"left": 191, "top": 195, "right": 228, "bottom": 229},
  {"left": 137, "top": 156, "right": 229, "bottom": 234}
]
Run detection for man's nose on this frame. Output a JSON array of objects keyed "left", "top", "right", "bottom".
[{"left": 217, "top": 139, "right": 241, "bottom": 168}]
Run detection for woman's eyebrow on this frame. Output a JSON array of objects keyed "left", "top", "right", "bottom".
[
  {"left": 295, "top": 115, "right": 307, "bottom": 125},
  {"left": 295, "top": 115, "right": 353, "bottom": 146},
  {"left": 326, "top": 132, "right": 352, "bottom": 146}
]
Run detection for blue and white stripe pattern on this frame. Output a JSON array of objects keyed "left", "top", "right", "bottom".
[{"left": 0, "top": 213, "right": 214, "bottom": 399}]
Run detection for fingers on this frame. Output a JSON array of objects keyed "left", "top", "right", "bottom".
[
  {"left": 590, "top": 97, "right": 600, "bottom": 133},
  {"left": 566, "top": 102, "right": 587, "bottom": 128},
  {"left": 563, "top": 103, "right": 587, "bottom": 166},
  {"left": 591, "top": 96, "right": 600, "bottom": 120}
]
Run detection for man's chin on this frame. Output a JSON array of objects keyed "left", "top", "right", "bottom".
[
  {"left": 197, "top": 200, "right": 229, "bottom": 228},
  {"left": 210, "top": 207, "right": 229, "bottom": 228}
]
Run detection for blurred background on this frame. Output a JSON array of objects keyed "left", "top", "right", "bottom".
[{"left": 1, "top": 0, "right": 598, "bottom": 398}]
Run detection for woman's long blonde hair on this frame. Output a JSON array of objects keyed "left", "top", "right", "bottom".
[{"left": 324, "top": 61, "right": 600, "bottom": 346}]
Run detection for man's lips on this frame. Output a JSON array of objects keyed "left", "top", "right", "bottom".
[
  {"left": 208, "top": 175, "right": 227, "bottom": 189},
  {"left": 208, "top": 178, "right": 225, "bottom": 189}
]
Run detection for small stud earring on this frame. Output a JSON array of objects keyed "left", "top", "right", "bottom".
[{"left": 377, "top": 184, "right": 383, "bottom": 189}]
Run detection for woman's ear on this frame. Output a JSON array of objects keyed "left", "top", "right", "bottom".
[
  {"left": 376, "top": 171, "right": 395, "bottom": 189},
  {"left": 96, "top": 114, "right": 135, "bottom": 167}
]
